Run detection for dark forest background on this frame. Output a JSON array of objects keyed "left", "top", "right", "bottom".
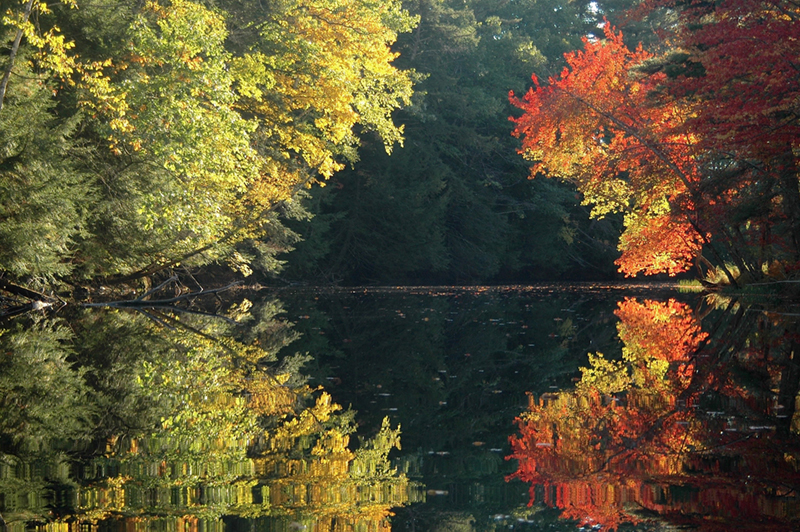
[{"left": 281, "top": 0, "right": 632, "bottom": 285}]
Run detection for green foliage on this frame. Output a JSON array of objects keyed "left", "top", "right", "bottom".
[
  {"left": 0, "top": 0, "right": 418, "bottom": 285},
  {"left": 101, "top": 0, "right": 259, "bottom": 235},
  {"left": 0, "top": 0, "right": 625, "bottom": 287},
  {"left": 0, "top": 320, "right": 95, "bottom": 446},
  {"left": 0, "top": 57, "right": 91, "bottom": 282},
  {"left": 0, "top": 298, "right": 413, "bottom": 529}
]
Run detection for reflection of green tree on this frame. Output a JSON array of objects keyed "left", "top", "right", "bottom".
[
  {"left": 0, "top": 320, "right": 94, "bottom": 524},
  {"left": 0, "top": 321, "right": 95, "bottom": 446},
  {"left": 0, "top": 299, "right": 413, "bottom": 532}
]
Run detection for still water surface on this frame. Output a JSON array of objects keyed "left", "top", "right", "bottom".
[{"left": 1, "top": 283, "right": 799, "bottom": 531}]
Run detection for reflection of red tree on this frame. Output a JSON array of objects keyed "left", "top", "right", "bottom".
[
  {"left": 507, "top": 298, "right": 800, "bottom": 531},
  {"left": 616, "top": 298, "right": 706, "bottom": 362},
  {"left": 617, "top": 298, "right": 706, "bottom": 389}
]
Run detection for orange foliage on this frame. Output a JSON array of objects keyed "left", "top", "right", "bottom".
[
  {"left": 616, "top": 214, "right": 704, "bottom": 277},
  {"left": 510, "top": 24, "right": 705, "bottom": 277},
  {"left": 615, "top": 298, "right": 707, "bottom": 362},
  {"left": 507, "top": 298, "right": 800, "bottom": 530},
  {"left": 512, "top": 0, "right": 800, "bottom": 276}
]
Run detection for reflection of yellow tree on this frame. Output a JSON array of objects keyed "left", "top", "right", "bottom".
[
  {"left": 73, "top": 324, "right": 411, "bottom": 531},
  {"left": 508, "top": 298, "right": 800, "bottom": 531},
  {"left": 1, "top": 309, "right": 412, "bottom": 532}
]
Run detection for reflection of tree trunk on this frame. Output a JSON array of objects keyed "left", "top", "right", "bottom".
[
  {"left": 776, "top": 338, "right": 800, "bottom": 437},
  {"left": 82, "top": 278, "right": 240, "bottom": 323},
  {"left": 0, "top": 276, "right": 51, "bottom": 302},
  {"left": 0, "top": 275, "right": 55, "bottom": 318}
]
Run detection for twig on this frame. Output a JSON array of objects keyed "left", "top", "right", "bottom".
[
  {"left": 135, "top": 308, "right": 176, "bottom": 330},
  {"left": 82, "top": 281, "right": 241, "bottom": 309},
  {"left": 745, "top": 309, "right": 800, "bottom": 317},
  {"left": 135, "top": 275, "right": 179, "bottom": 301}
]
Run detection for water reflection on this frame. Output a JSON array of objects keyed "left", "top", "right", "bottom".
[
  {"left": 275, "top": 284, "right": 667, "bottom": 530},
  {"left": 508, "top": 296, "right": 800, "bottom": 531},
  {"left": 3, "top": 285, "right": 800, "bottom": 531},
  {"left": 0, "top": 299, "right": 414, "bottom": 532}
]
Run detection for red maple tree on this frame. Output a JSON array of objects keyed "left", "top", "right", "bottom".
[{"left": 511, "top": 0, "right": 800, "bottom": 279}]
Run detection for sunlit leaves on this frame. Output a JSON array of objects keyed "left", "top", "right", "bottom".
[
  {"left": 1, "top": 0, "right": 78, "bottom": 79},
  {"left": 509, "top": 24, "right": 703, "bottom": 277},
  {"left": 512, "top": 0, "right": 800, "bottom": 278},
  {"left": 234, "top": 0, "right": 417, "bottom": 188},
  {"left": 0, "top": 0, "right": 418, "bottom": 281},
  {"left": 86, "top": 1, "right": 260, "bottom": 251},
  {"left": 616, "top": 212, "right": 704, "bottom": 276}
]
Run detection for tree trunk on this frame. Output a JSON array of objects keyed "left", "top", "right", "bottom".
[{"left": 0, "top": 0, "right": 35, "bottom": 112}]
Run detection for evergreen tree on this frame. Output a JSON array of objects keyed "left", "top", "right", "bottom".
[{"left": 0, "top": 55, "right": 91, "bottom": 283}]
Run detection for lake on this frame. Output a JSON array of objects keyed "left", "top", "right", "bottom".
[{"left": 1, "top": 283, "right": 799, "bottom": 531}]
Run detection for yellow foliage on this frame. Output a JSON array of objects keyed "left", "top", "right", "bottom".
[
  {"left": 1, "top": 0, "right": 417, "bottom": 276},
  {"left": 578, "top": 352, "right": 631, "bottom": 394},
  {"left": 234, "top": 0, "right": 417, "bottom": 197}
]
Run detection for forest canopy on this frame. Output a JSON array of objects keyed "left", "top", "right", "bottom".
[
  {"left": 2, "top": 0, "right": 799, "bottom": 291},
  {"left": 0, "top": 0, "right": 416, "bottom": 287}
]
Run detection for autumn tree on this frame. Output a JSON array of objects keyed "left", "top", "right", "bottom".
[
  {"left": 284, "top": 0, "right": 622, "bottom": 284},
  {"left": 511, "top": 0, "right": 800, "bottom": 282},
  {"left": 646, "top": 0, "right": 800, "bottom": 277},
  {"left": 510, "top": 24, "right": 709, "bottom": 278},
  {"left": 0, "top": 0, "right": 417, "bottom": 286}
]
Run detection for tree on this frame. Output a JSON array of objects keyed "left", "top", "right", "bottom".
[
  {"left": 510, "top": 24, "right": 708, "bottom": 278},
  {"left": 0, "top": 60, "right": 91, "bottom": 281},
  {"left": 511, "top": 0, "right": 800, "bottom": 281},
  {"left": 0, "top": 0, "right": 418, "bottom": 286},
  {"left": 648, "top": 0, "right": 800, "bottom": 274}
]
